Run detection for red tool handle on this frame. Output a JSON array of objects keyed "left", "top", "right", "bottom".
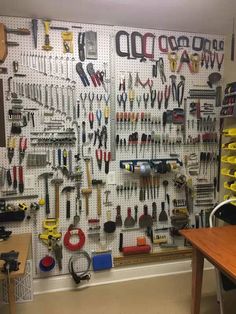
[
  {"left": 90, "top": 75, "right": 97, "bottom": 87},
  {"left": 122, "top": 245, "right": 151, "bottom": 255},
  {"left": 127, "top": 207, "right": 131, "bottom": 217}
]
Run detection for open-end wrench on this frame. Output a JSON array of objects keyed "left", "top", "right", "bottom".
[
  {"left": 38, "top": 84, "right": 43, "bottom": 105},
  {"left": 60, "top": 57, "right": 64, "bottom": 79},
  {"left": 61, "top": 85, "right": 66, "bottom": 115},
  {"left": 71, "top": 57, "right": 76, "bottom": 84},
  {"left": 45, "top": 84, "right": 49, "bottom": 108},
  {"left": 66, "top": 86, "right": 72, "bottom": 120},
  {"left": 55, "top": 85, "right": 60, "bottom": 113},
  {"left": 49, "top": 56, "right": 53, "bottom": 76},
  {"left": 43, "top": 55, "right": 47, "bottom": 75},
  {"left": 71, "top": 86, "right": 77, "bottom": 121},
  {"left": 50, "top": 84, "right": 54, "bottom": 110},
  {"left": 55, "top": 56, "right": 59, "bottom": 78},
  {"left": 66, "top": 57, "right": 70, "bottom": 81}
]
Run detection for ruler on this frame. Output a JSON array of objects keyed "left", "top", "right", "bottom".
[{"left": 114, "top": 248, "right": 192, "bottom": 267}]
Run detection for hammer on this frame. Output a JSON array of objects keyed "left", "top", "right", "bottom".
[
  {"left": 62, "top": 186, "right": 75, "bottom": 219},
  {"left": 81, "top": 158, "right": 92, "bottom": 216},
  {"left": 51, "top": 178, "right": 63, "bottom": 220},
  {"left": 92, "top": 179, "right": 105, "bottom": 216},
  {"left": 38, "top": 172, "right": 53, "bottom": 215}
]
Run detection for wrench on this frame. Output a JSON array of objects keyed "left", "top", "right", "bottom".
[
  {"left": 49, "top": 55, "right": 53, "bottom": 76},
  {"left": 50, "top": 84, "right": 54, "bottom": 110},
  {"left": 44, "top": 55, "right": 47, "bottom": 75},
  {"left": 61, "top": 85, "right": 66, "bottom": 115},
  {"left": 66, "top": 86, "right": 72, "bottom": 120},
  {"left": 66, "top": 57, "right": 70, "bottom": 81},
  {"left": 55, "top": 56, "right": 59, "bottom": 78},
  {"left": 60, "top": 57, "right": 64, "bottom": 80},
  {"left": 45, "top": 84, "right": 49, "bottom": 108},
  {"left": 71, "top": 57, "right": 76, "bottom": 84},
  {"left": 55, "top": 85, "right": 61, "bottom": 113},
  {"left": 71, "top": 86, "right": 76, "bottom": 121}
]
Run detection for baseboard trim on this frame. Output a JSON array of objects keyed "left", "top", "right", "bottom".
[{"left": 33, "top": 259, "right": 214, "bottom": 295}]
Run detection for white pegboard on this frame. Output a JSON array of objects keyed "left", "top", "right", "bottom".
[{"left": 0, "top": 16, "right": 224, "bottom": 278}]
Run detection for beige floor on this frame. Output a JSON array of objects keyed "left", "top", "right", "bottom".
[{"left": 1, "top": 269, "right": 236, "bottom": 314}]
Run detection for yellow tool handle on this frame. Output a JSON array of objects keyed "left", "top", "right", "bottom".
[
  {"left": 97, "top": 186, "right": 102, "bottom": 216},
  {"left": 43, "top": 20, "right": 51, "bottom": 35}
]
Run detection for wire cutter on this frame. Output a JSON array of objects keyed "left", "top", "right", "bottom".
[
  {"left": 7, "top": 137, "right": 16, "bottom": 164},
  {"left": 104, "top": 151, "right": 111, "bottom": 174},
  {"left": 96, "top": 149, "right": 102, "bottom": 170},
  {"left": 117, "top": 92, "right": 127, "bottom": 112},
  {"left": 87, "top": 63, "right": 101, "bottom": 87},
  {"left": 96, "top": 109, "right": 102, "bottom": 127},
  {"left": 143, "top": 93, "right": 149, "bottom": 109},
  {"left": 150, "top": 89, "right": 156, "bottom": 108},
  {"left": 88, "top": 92, "right": 94, "bottom": 111},
  {"left": 19, "top": 137, "right": 27, "bottom": 164},
  {"left": 89, "top": 112, "right": 94, "bottom": 129}
]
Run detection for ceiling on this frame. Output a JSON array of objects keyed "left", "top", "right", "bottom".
[{"left": 0, "top": 0, "right": 236, "bottom": 35}]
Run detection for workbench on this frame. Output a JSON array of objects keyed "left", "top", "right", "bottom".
[{"left": 0, "top": 233, "right": 32, "bottom": 314}]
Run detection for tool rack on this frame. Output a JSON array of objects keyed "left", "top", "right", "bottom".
[{"left": 0, "top": 15, "right": 224, "bottom": 280}]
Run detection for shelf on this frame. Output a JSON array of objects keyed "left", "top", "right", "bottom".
[
  {"left": 221, "top": 156, "right": 236, "bottom": 164},
  {"left": 221, "top": 168, "right": 236, "bottom": 178}
]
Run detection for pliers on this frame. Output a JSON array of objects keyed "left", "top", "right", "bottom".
[
  {"left": 96, "top": 109, "right": 102, "bottom": 126},
  {"left": 117, "top": 92, "right": 127, "bottom": 112},
  {"left": 150, "top": 90, "right": 156, "bottom": 108},
  {"left": 164, "top": 85, "right": 171, "bottom": 109},
  {"left": 104, "top": 151, "right": 111, "bottom": 174},
  {"left": 157, "top": 90, "right": 163, "bottom": 110},
  {"left": 96, "top": 149, "right": 102, "bottom": 170},
  {"left": 19, "top": 137, "right": 27, "bottom": 164},
  {"left": 87, "top": 63, "right": 101, "bottom": 87},
  {"left": 76, "top": 62, "right": 90, "bottom": 87},
  {"left": 89, "top": 112, "right": 94, "bottom": 129},
  {"left": 88, "top": 92, "right": 94, "bottom": 111},
  {"left": 143, "top": 93, "right": 149, "bottom": 109}
]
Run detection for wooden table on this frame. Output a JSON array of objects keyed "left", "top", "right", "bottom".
[
  {"left": 0, "top": 233, "right": 32, "bottom": 314},
  {"left": 180, "top": 225, "right": 236, "bottom": 314}
]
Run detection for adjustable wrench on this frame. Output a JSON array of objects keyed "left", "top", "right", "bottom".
[{"left": 71, "top": 86, "right": 77, "bottom": 121}]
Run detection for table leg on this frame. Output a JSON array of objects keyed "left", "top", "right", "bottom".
[
  {"left": 7, "top": 277, "right": 16, "bottom": 314},
  {"left": 191, "top": 247, "right": 204, "bottom": 314}
]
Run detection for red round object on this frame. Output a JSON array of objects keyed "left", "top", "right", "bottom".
[
  {"left": 63, "top": 228, "right": 85, "bottom": 251},
  {"left": 41, "top": 255, "right": 54, "bottom": 267}
]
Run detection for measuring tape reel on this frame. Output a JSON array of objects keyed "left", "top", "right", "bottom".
[{"left": 64, "top": 227, "right": 85, "bottom": 251}]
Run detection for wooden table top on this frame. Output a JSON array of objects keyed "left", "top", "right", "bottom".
[
  {"left": 0, "top": 233, "right": 32, "bottom": 279},
  {"left": 180, "top": 226, "right": 236, "bottom": 280}
]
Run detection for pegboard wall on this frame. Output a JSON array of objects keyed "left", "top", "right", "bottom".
[{"left": 0, "top": 15, "right": 224, "bottom": 280}]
